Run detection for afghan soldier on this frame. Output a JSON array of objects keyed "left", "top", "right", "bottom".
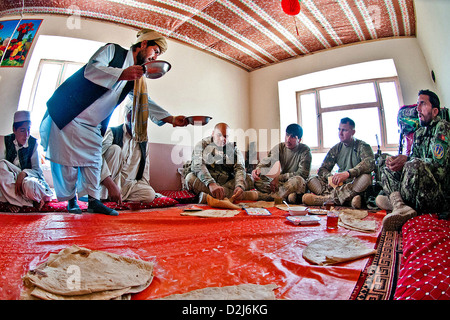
[
  {"left": 252, "top": 123, "right": 311, "bottom": 203},
  {"left": 303, "top": 117, "right": 374, "bottom": 209},
  {"left": 185, "top": 122, "right": 256, "bottom": 202},
  {"left": 376, "top": 90, "right": 450, "bottom": 231}
]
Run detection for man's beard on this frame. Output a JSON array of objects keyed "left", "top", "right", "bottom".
[{"left": 136, "top": 51, "right": 146, "bottom": 65}]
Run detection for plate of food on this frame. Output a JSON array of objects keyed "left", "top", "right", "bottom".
[
  {"left": 286, "top": 215, "right": 321, "bottom": 225},
  {"left": 307, "top": 208, "right": 329, "bottom": 215}
]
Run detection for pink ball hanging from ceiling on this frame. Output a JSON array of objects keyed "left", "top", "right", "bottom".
[{"left": 281, "top": 0, "right": 301, "bottom": 16}]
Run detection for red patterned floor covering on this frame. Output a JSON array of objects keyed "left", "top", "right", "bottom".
[
  {"left": 0, "top": 205, "right": 386, "bottom": 300},
  {"left": 394, "top": 214, "right": 450, "bottom": 300},
  {"left": 0, "top": 196, "right": 178, "bottom": 213}
]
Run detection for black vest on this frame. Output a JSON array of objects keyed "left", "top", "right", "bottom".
[
  {"left": 110, "top": 125, "right": 147, "bottom": 181},
  {"left": 4, "top": 134, "right": 37, "bottom": 170},
  {"left": 46, "top": 44, "right": 134, "bottom": 136}
]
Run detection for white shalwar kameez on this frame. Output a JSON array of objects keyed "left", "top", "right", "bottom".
[
  {"left": 0, "top": 138, "right": 53, "bottom": 207},
  {"left": 40, "top": 44, "right": 171, "bottom": 201}
]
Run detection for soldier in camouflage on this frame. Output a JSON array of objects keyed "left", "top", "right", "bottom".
[
  {"left": 252, "top": 123, "right": 311, "bottom": 203},
  {"left": 185, "top": 122, "right": 255, "bottom": 202},
  {"left": 303, "top": 117, "right": 374, "bottom": 208},
  {"left": 378, "top": 90, "right": 450, "bottom": 231}
]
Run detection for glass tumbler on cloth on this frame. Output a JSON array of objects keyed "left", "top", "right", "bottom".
[{"left": 326, "top": 211, "right": 339, "bottom": 230}]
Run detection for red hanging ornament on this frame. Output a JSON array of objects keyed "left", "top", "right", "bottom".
[{"left": 281, "top": 0, "right": 301, "bottom": 16}]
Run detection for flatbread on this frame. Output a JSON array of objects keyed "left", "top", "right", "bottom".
[
  {"left": 302, "top": 235, "right": 377, "bottom": 265},
  {"left": 159, "top": 283, "right": 278, "bottom": 300},
  {"left": 22, "top": 245, "right": 154, "bottom": 299},
  {"left": 245, "top": 201, "right": 275, "bottom": 208},
  {"left": 181, "top": 209, "right": 240, "bottom": 218},
  {"left": 339, "top": 214, "right": 376, "bottom": 233},
  {"left": 207, "top": 194, "right": 241, "bottom": 210},
  {"left": 340, "top": 208, "right": 368, "bottom": 219}
]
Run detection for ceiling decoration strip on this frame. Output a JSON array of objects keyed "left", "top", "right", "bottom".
[{"left": 0, "top": 0, "right": 416, "bottom": 71}]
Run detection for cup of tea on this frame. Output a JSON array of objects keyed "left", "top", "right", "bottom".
[
  {"left": 323, "top": 200, "right": 334, "bottom": 211},
  {"left": 326, "top": 210, "right": 339, "bottom": 230}
]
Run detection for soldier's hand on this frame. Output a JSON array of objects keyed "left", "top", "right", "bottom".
[
  {"left": 232, "top": 186, "right": 244, "bottom": 200},
  {"left": 331, "top": 171, "right": 349, "bottom": 186},
  {"left": 251, "top": 168, "right": 261, "bottom": 181},
  {"left": 386, "top": 155, "right": 408, "bottom": 172},
  {"left": 209, "top": 183, "right": 225, "bottom": 200}
]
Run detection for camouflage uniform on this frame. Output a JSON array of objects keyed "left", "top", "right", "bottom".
[
  {"left": 307, "top": 138, "right": 375, "bottom": 205},
  {"left": 382, "top": 116, "right": 450, "bottom": 212},
  {"left": 254, "top": 142, "right": 311, "bottom": 198},
  {"left": 185, "top": 136, "right": 253, "bottom": 198}
]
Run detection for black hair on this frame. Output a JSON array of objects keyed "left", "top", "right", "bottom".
[
  {"left": 13, "top": 120, "right": 30, "bottom": 131},
  {"left": 286, "top": 123, "right": 303, "bottom": 139},
  {"left": 340, "top": 117, "right": 355, "bottom": 129},
  {"left": 131, "top": 40, "right": 159, "bottom": 52},
  {"left": 418, "top": 89, "right": 440, "bottom": 110}
]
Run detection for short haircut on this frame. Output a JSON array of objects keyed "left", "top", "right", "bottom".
[
  {"left": 13, "top": 120, "right": 30, "bottom": 131},
  {"left": 419, "top": 89, "right": 440, "bottom": 110},
  {"left": 286, "top": 123, "right": 303, "bottom": 139},
  {"left": 340, "top": 117, "right": 355, "bottom": 129}
]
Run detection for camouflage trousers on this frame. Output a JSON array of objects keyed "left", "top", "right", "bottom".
[
  {"left": 254, "top": 175, "right": 306, "bottom": 200},
  {"left": 306, "top": 174, "right": 372, "bottom": 205},
  {"left": 185, "top": 172, "right": 254, "bottom": 199},
  {"left": 381, "top": 158, "right": 447, "bottom": 213}
]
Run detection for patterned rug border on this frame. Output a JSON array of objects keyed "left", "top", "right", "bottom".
[{"left": 350, "top": 230, "right": 402, "bottom": 300}]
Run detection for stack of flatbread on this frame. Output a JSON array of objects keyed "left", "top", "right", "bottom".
[
  {"left": 303, "top": 235, "right": 377, "bottom": 265},
  {"left": 21, "top": 245, "right": 154, "bottom": 300},
  {"left": 181, "top": 209, "right": 241, "bottom": 218},
  {"left": 159, "top": 283, "right": 278, "bottom": 300},
  {"left": 338, "top": 209, "right": 377, "bottom": 233}
]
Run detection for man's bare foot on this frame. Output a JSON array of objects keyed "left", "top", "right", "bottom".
[{"left": 33, "top": 199, "right": 46, "bottom": 211}]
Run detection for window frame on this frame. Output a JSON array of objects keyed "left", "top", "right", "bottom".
[
  {"left": 296, "top": 77, "right": 403, "bottom": 153},
  {"left": 28, "top": 59, "right": 84, "bottom": 111}
]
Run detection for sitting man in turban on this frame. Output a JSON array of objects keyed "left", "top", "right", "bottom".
[
  {"left": 40, "top": 29, "right": 187, "bottom": 216},
  {"left": 0, "top": 111, "right": 53, "bottom": 212}
]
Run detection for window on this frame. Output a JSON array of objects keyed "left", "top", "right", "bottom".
[
  {"left": 26, "top": 59, "right": 83, "bottom": 137},
  {"left": 297, "top": 77, "right": 402, "bottom": 153}
]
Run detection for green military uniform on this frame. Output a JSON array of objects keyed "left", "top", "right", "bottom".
[
  {"left": 254, "top": 142, "right": 311, "bottom": 199},
  {"left": 382, "top": 116, "right": 450, "bottom": 212},
  {"left": 185, "top": 136, "right": 252, "bottom": 198},
  {"left": 307, "top": 138, "right": 375, "bottom": 205}
]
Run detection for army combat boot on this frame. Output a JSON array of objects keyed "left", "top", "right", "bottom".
[
  {"left": 302, "top": 193, "right": 333, "bottom": 206},
  {"left": 382, "top": 191, "right": 417, "bottom": 231}
]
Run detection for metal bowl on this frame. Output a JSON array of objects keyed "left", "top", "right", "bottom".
[
  {"left": 186, "top": 116, "right": 212, "bottom": 126},
  {"left": 143, "top": 60, "right": 171, "bottom": 79}
]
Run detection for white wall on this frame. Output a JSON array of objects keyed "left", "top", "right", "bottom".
[
  {"left": 0, "top": 15, "right": 250, "bottom": 149},
  {"left": 249, "top": 37, "right": 435, "bottom": 152},
  {"left": 414, "top": 0, "right": 450, "bottom": 107}
]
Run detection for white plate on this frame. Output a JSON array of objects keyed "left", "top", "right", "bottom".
[
  {"left": 286, "top": 215, "right": 321, "bottom": 225},
  {"left": 307, "top": 208, "right": 329, "bottom": 215}
]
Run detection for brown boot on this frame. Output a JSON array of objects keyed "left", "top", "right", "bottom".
[
  {"left": 375, "top": 195, "right": 393, "bottom": 211},
  {"left": 351, "top": 195, "right": 361, "bottom": 209},
  {"left": 242, "top": 190, "right": 258, "bottom": 201},
  {"left": 302, "top": 193, "right": 332, "bottom": 206},
  {"left": 382, "top": 191, "right": 417, "bottom": 231}
]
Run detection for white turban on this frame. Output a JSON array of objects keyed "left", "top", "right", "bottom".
[{"left": 135, "top": 29, "right": 168, "bottom": 54}]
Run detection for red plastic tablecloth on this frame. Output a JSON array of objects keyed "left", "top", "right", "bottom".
[{"left": 0, "top": 205, "right": 385, "bottom": 300}]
